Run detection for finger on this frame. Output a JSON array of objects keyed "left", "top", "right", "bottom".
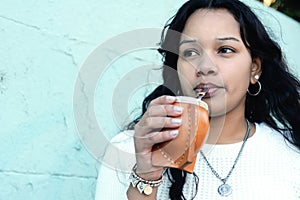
[
  {"left": 140, "top": 129, "right": 179, "bottom": 147},
  {"left": 135, "top": 116, "right": 182, "bottom": 134},
  {"left": 148, "top": 95, "right": 176, "bottom": 107},
  {"left": 147, "top": 104, "right": 183, "bottom": 117}
]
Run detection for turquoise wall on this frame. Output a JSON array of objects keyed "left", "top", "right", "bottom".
[{"left": 0, "top": 0, "right": 299, "bottom": 199}]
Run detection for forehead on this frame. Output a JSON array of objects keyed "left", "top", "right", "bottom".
[{"left": 182, "top": 9, "right": 241, "bottom": 40}]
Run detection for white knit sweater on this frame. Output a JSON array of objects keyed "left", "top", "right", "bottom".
[{"left": 95, "top": 123, "right": 300, "bottom": 200}]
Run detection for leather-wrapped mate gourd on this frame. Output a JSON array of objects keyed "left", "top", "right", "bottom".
[{"left": 152, "top": 95, "right": 209, "bottom": 173}]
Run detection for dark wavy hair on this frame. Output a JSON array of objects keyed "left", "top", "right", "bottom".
[{"left": 127, "top": 0, "right": 300, "bottom": 199}]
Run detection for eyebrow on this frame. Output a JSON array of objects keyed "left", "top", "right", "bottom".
[
  {"left": 179, "top": 39, "right": 197, "bottom": 46},
  {"left": 179, "top": 37, "right": 240, "bottom": 46},
  {"left": 216, "top": 37, "right": 241, "bottom": 42}
]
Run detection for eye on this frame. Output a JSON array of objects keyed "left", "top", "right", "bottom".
[
  {"left": 181, "top": 49, "right": 199, "bottom": 58},
  {"left": 218, "top": 47, "right": 235, "bottom": 54}
]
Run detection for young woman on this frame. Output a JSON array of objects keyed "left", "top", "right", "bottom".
[{"left": 95, "top": 0, "right": 300, "bottom": 199}]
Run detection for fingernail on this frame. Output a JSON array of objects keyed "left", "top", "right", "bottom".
[
  {"left": 166, "top": 96, "right": 176, "bottom": 102},
  {"left": 170, "top": 130, "right": 179, "bottom": 137},
  {"left": 173, "top": 106, "right": 183, "bottom": 113},
  {"left": 171, "top": 118, "right": 182, "bottom": 124}
]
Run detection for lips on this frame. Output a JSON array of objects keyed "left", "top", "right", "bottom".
[{"left": 194, "top": 83, "right": 221, "bottom": 98}]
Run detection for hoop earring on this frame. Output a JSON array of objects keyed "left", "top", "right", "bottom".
[{"left": 247, "top": 81, "right": 261, "bottom": 96}]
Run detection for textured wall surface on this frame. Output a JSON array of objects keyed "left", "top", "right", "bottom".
[{"left": 0, "top": 0, "right": 299, "bottom": 200}]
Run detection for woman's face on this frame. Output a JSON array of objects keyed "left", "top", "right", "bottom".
[{"left": 177, "top": 9, "right": 260, "bottom": 117}]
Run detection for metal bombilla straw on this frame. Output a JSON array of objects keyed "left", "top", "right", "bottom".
[{"left": 196, "top": 88, "right": 208, "bottom": 99}]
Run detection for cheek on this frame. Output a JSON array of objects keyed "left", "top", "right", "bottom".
[
  {"left": 221, "top": 60, "right": 252, "bottom": 91},
  {"left": 225, "top": 73, "right": 249, "bottom": 90},
  {"left": 177, "top": 62, "right": 196, "bottom": 96}
]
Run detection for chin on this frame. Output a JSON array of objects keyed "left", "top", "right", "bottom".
[{"left": 204, "top": 101, "right": 227, "bottom": 118}]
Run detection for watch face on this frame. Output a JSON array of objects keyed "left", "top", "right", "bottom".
[{"left": 144, "top": 185, "right": 153, "bottom": 195}]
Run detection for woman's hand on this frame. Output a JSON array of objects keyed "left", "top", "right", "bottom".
[{"left": 133, "top": 95, "right": 183, "bottom": 179}]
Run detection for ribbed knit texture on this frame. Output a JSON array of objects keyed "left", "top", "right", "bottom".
[{"left": 95, "top": 123, "right": 300, "bottom": 200}]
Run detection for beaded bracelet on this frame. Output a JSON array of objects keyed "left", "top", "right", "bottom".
[{"left": 129, "top": 164, "right": 164, "bottom": 195}]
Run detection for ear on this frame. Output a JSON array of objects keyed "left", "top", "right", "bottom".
[{"left": 250, "top": 57, "right": 262, "bottom": 84}]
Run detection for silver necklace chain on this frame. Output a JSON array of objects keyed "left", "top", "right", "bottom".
[{"left": 200, "top": 119, "right": 251, "bottom": 196}]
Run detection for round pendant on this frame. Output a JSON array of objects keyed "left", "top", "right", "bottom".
[
  {"left": 218, "top": 184, "right": 232, "bottom": 196},
  {"left": 143, "top": 185, "right": 153, "bottom": 195}
]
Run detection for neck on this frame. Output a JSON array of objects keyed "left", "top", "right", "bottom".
[{"left": 206, "top": 115, "right": 253, "bottom": 144}]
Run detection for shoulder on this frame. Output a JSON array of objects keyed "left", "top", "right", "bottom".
[
  {"left": 245, "top": 123, "right": 299, "bottom": 182},
  {"left": 253, "top": 123, "right": 300, "bottom": 197},
  {"left": 253, "top": 122, "right": 300, "bottom": 157},
  {"left": 95, "top": 130, "right": 135, "bottom": 200},
  {"left": 101, "top": 130, "right": 136, "bottom": 173},
  {"left": 110, "top": 130, "right": 135, "bottom": 151}
]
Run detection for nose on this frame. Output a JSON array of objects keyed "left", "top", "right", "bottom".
[{"left": 195, "top": 53, "right": 217, "bottom": 77}]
